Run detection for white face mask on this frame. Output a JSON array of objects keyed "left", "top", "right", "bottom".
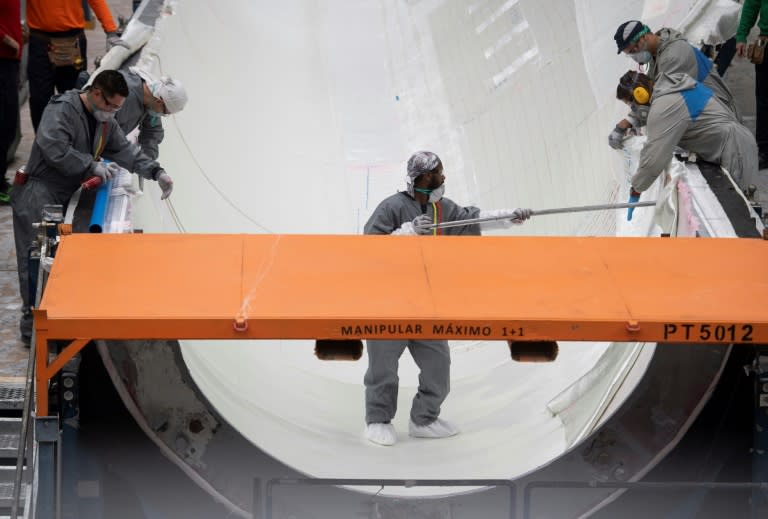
[
  {"left": 630, "top": 50, "right": 652, "bottom": 64},
  {"left": 428, "top": 184, "right": 445, "bottom": 203},
  {"left": 92, "top": 109, "right": 115, "bottom": 122}
]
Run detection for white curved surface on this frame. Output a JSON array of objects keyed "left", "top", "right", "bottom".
[{"left": 129, "top": 0, "right": 716, "bottom": 496}]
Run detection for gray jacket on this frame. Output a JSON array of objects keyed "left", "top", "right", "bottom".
[
  {"left": 24, "top": 89, "right": 161, "bottom": 200},
  {"left": 365, "top": 192, "right": 481, "bottom": 236},
  {"left": 632, "top": 73, "right": 757, "bottom": 192},
  {"left": 648, "top": 28, "right": 738, "bottom": 117},
  {"left": 116, "top": 70, "right": 165, "bottom": 160}
]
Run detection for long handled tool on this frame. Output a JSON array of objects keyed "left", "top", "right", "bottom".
[{"left": 426, "top": 201, "right": 657, "bottom": 230}]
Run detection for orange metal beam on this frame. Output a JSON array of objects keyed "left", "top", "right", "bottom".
[{"left": 33, "top": 233, "right": 768, "bottom": 415}]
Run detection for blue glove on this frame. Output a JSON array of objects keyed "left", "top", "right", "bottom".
[{"left": 627, "top": 188, "right": 641, "bottom": 221}]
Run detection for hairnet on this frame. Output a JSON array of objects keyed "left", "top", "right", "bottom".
[
  {"left": 129, "top": 66, "right": 188, "bottom": 114},
  {"left": 154, "top": 77, "right": 188, "bottom": 114},
  {"left": 407, "top": 151, "right": 441, "bottom": 180}
]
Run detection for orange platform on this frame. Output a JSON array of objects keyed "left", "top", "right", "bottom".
[{"left": 33, "top": 233, "right": 768, "bottom": 414}]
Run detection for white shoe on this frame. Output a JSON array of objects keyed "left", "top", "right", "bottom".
[
  {"left": 365, "top": 423, "right": 397, "bottom": 446},
  {"left": 408, "top": 418, "right": 460, "bottom": 439}
]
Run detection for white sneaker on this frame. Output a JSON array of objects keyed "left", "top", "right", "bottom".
[
  {"left": 365, "top": 423, "right": 397, "bottom": 446},
  {"left": 408, "top": 418, "right": 460, "bottom": 439}
]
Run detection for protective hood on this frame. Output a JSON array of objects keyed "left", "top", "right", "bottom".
[
  {"left": 651, "top": 72, "right": 699, "bottom": 99},
  {"left": 130, "top": 66, "right": 189, "bottom": 114},
  {"left": 655, "top": 28, "right": 687, "bottom": 53}
]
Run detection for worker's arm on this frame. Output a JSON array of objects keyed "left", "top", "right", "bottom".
[
  {"left": 137, "top": 115, "right": 165, "bottom": 160},
  {"left": 364, "top": 200, "right": 403, "bottom": 235},
  {"left": 86, "top": 0, "right": 118, "bottom": 33},
  {"left": 736, "top": 0, "right": 761, "bottom": 43},
  {"left": 631, "top": 97, "right": 690, "bottom": 192},
  {"left": 102, "top": 122, "right": 160, "bottom": 181},
  {"left": 36, "top": 101, "right": 96, "bottom": 178}
]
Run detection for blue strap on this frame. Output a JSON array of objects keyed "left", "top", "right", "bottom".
[
  {"left": 692, "top": 45, "right": 712, "bottom": 81},
  {"left": 680, "top": 81, "right": 712, "bottom": 121}
]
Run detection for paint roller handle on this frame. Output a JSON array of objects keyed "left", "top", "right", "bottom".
[
  {"left": 528, "top": 200, "right": 653, "bottom": 217},
  {"left": 426, "top": 201, "right": 657, "bottom": 230},
  {"left": 81, "top": 176, "right": 103, "bottom": 190}
]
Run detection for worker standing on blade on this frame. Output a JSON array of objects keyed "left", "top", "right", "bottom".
[
  {"left": 11, "top": 70, "right": 173, "bottom": 345},
  {"left": 616, "top": 71, "right": 761, "bottom": 220},
  {"left": 609, "top": 20, "right": 738, "bottom": 150},
  {"left": 115, "top": 67, "right": 188, "bottom": 160},
  {"left": 363, "top": 150, "right": 532, "bottom": 446}
]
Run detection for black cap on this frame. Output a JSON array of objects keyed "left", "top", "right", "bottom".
[{"left": 614, "top": 21, "right": 649, "bottom": 54}]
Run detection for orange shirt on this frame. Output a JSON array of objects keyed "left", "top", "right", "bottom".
[{"left": 27, "top": 0, "right": 117, "bottom": 33}]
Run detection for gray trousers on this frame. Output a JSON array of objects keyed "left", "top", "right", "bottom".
[
  {"left": 11, "top": 179, "right": 93, "bottom": 337},
  {"left": 364, "top": 339, "right": 450, "bottom": 426}
]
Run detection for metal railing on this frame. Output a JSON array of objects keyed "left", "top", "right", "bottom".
[
  {"left": 260, "top": 478, "right": 515, "bottom": 519},
  {"left": 523, "top": 480, "right": 768, "bottom": 519}
]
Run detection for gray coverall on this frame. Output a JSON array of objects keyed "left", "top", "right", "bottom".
[
  {"left": 115, "top": 70, "right": 165, "bottom": 160},
  {"left": 628, "top": 28, "right": 739, "bottom": 127},
  {"left": 363, "top": 192, "right": 480, "bottom": 426},
  {"left": 632, "top": 73, "right": 760, "bottom": 196},
  {"left": 11, "top": 89, "right": 162, "bottom": 337}
]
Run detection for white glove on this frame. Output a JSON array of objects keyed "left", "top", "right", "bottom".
[
  {"left": 106, "top": 32, "right": 128, "bottom": 50},
  {"left": 91, "top": 161, "right": 116, "bottom": 181},
  {"left": 608, "top": 125, "right": 626, "bottom": 150},
  {"left": 509, "top": 207, "right": 532, "bottom": 224},
  {"left": 412, "top": 214, "right": 433, "bottom": 235},
  {"left": 156, "top": 171, "right": 173, "bottom": 200},
  {"left": 391, "top": 222, "right": 417, "bottom": 235},
  {"left": 477, "top": 208, "right": 533, "bottom": 230}
]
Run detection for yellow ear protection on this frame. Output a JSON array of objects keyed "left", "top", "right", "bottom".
[
  {"left": 619, "top": 71, "right": 652, "bottom": 104},
  {"left": 633, "top": 85, "right": 650, "bottom": 104}
]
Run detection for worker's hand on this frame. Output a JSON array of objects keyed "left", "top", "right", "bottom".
[
  {"left": 156, "top": 170, "right": 173, "bottom": 200},
  {"left": 2, "top": 34, "right": 20, "bottom": 57},
  {"left": 509, "top": 208, "right": 532, "bottom": 224},
  {"left": 106, "top": 162, "right": 123, "bottom": 178},
  {"left": 106, "top": 32, "right": 128, "bottom": 50},
  {"left": 412, "top": 214, "right": 433, "bottom": 235},
  {"left": 391, "top": 222, "right": 417, "bottom": 235},
  {"left": 627, "top": 188, "right": 641, "bottom": 221},
  {"left": 608, "top": 125, "right": 627, "bottom": 150},
  {"left": 736, "top": 42, "right": 747, "bottom": 58},
  {"left": 91, "top": 161, "right": 114, "bottom": 182}
]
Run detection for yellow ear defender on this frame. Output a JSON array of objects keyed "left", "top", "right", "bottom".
[{"left": 633, "top": 86, "right": 650, "bottom": 104}]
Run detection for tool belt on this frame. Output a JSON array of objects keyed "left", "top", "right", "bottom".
[
  {"left": 747, "top": 36, "right": 768, "bottom": 65},
  {"left": 30, "top": 29, "right": 84, "bottom": 69}
]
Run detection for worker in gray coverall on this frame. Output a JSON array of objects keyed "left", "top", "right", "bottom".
[
  {"left": 11, "top": 70, "right": 174, "bottom": 344},
  {"left": 609, "top": 20, "right": 738, "bottom": 150},
  {"left": 616, "top": 71, "right": 761, "bottom": 213},
  {"left": 363, "top": 150, "right": 532, "bottom": 446},
  {"left": 115, "top": 67, "right": 188, "bottom": 160}
]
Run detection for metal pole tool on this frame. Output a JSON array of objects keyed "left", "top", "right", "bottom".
[{"left": 426, "top": 201, "right": 657, "bottom": 230}]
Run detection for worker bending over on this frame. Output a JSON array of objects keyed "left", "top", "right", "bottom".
[
  {"left": 11, "top": 70, "right": 173, "bottom": 344},
  {"left": 616, "top": 71, "right": 760, "bottom": 217},
  {"left": 115, "top": 67, "right": 188, "bottom": 160},
  {"left": 610, "top": 20, "right": 738, "bottom": 150}
]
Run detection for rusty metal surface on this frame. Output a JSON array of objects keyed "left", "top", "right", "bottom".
[{"left": 0, "top": 206, "right": 29, "bottom": 379}]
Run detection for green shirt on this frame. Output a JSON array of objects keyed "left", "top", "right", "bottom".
[{"left": 736, "top": 0, "right": 768, "bottom": 42}]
